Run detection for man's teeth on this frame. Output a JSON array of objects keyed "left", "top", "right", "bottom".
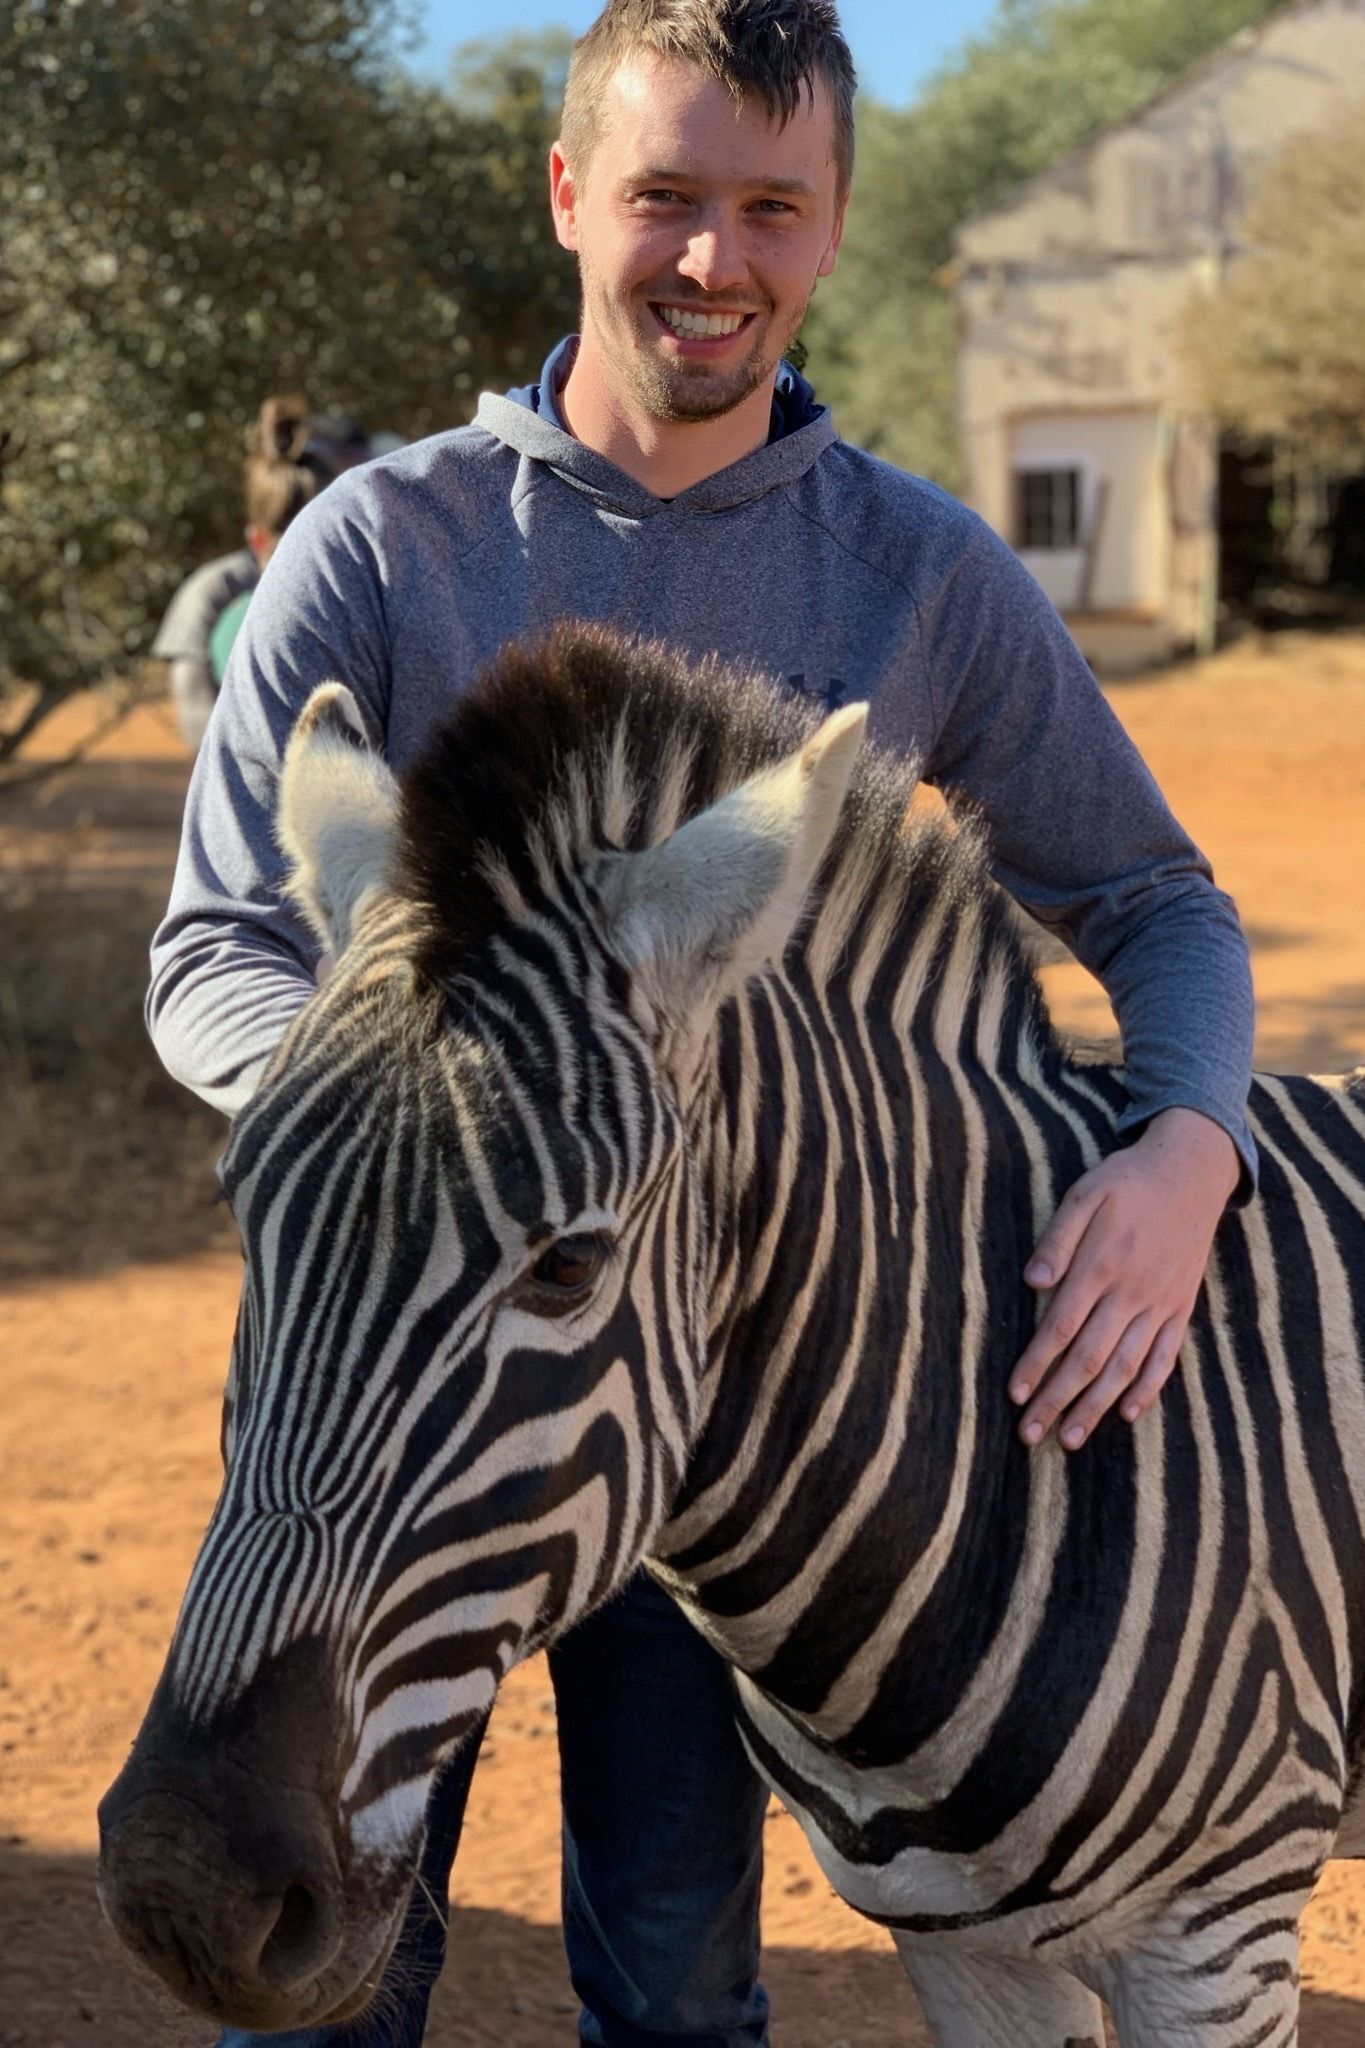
[{"left": 657, "top": 305, "right": 747, "bottom": 338}]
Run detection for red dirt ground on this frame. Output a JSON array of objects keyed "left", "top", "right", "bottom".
[{"left": 2, "top": 634, "right": 1364, "bottom": 2045}]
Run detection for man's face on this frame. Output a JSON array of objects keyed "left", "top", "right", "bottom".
[{"left": 551, "top": 55, "right": 847, "bottom": 425}]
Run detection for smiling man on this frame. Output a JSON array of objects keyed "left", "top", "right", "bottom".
[
  {"left": 548, "top": 42, "right": 847, "bottom": 493},
  {"left": 150, "top": 3, "right": 1254, "bottom": 2045}
]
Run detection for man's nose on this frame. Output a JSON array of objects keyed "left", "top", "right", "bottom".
[{"left": 677, "top": 220, "right": 748, "bottom": 295}]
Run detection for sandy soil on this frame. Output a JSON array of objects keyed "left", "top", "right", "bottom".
[{"left": 2, "top": 634, "right": 1365, "bottom": 2046}]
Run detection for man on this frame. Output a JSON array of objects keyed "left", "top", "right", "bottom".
[{"left": 149, "top": 3, "right": 1253, "bottom": 2043}]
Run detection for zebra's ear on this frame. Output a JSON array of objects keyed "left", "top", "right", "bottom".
[
  {"left": 598, "top": 702, "right": 867, "bottom": 1032},
  {"left": 277, "top": 683, "right": 400, "bottom": 956}
]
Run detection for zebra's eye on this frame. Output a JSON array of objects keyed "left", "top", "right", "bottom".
[{"left": 530, "top": 1234, "right": 606, "bottom": 1293}]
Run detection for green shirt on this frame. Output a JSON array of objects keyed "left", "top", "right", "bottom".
[{"left": 209, "top": 588, "right": 254, "bottom": 686}]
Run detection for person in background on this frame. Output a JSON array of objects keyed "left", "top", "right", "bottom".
[{"left": 153, "top": 397, "right": 372, "bottom": 752}]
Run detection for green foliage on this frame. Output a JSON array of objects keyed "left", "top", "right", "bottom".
[
  {"left": 0, "top": 2, "right": 576, "bottom": 739},
  {"left": 801, "top": 0, "right": 1283, "bottom": 487},
  {"left": 0, "top": 0, "right": 1303, "bottom": 737},
  {"left": 1178, "top": 101, "right": 1365, "bottom": 473}
]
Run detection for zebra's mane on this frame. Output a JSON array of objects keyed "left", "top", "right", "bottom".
[{"left": 396, "top": 622, "right": 1042, "bottom": 1023}]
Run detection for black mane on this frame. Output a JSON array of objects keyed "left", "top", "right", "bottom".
[{"left": 395, "top": 621, "right": 1031, "bottom": 1005}]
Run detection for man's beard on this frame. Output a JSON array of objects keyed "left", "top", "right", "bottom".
[{"left": 584, "top": 266, "right": 810, "bottom": 424}]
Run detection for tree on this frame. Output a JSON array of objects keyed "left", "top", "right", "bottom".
[
  {"left": 391, "top": 32, "right": 578, "bottom": 421},
  {"left": 801, "top": 0, "right": 1284, "bottom": 487},
  {"left": 1178, "top": 102, "right": 1365, "bottom": 474},
  {"left": 0, "top": 3, "right": 576, "bottom": 759}
]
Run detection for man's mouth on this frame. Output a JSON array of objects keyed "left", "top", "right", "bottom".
[{"left": 648, "top": 302, "right": 757, "bottom": 348}]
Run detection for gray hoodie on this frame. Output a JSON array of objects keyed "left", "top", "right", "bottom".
[{"left": 147, "top": 340, "right": 1255, "bottom": 1184}]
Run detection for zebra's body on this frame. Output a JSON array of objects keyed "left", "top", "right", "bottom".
[
  {"left": 100, "top": 627, "right": 1365, "bottom": 2047},
  {"left": 661, "top": 817, "right": 1365, "bottom": 2034}
]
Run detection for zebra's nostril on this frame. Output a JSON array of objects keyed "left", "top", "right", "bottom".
[{"left": 255, "top": 1877, "right": 338, "bottom": 1989}]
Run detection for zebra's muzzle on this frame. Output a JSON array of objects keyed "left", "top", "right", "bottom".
[
  {"left": 95, "top": 1635, "right": 408, "bottom": 2031},
  {"left": 96, "top": 1778, "right": 347, "bottom": 2027}
]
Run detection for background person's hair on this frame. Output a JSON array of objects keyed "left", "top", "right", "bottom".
[
  {"left": 243, "top": 394, "right": 328, "bottom": 539},
  {"left": 241, "top": 394, "right": 369, "bottom": 539},
  {"left": 560, "top": 0, "right": 857, "bottom": 203}
]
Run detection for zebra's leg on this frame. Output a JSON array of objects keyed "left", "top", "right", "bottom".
[
  {"left": 1098, "top": 1915, "right": 1302, "bottom": 2048},
  {"left": 893, "top": 1940, "right": 1105, "bottom": 2047}
]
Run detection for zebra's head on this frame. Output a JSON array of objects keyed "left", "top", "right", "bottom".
[{"left": 99, "top": 627, "right": 866, "bottom": 2032}]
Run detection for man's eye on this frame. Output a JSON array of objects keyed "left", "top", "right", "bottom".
[{"left": 530, "top": 1234, "right": 606, "bottom": 1292}]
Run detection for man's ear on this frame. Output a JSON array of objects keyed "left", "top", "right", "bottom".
[
  {"left": 595, "top": 703, "right": 867, "bottom": 1036},
  {"left": 549, "top": 140, "right": 580, "bottom": 253},
  {"left": 818, "top": 187, "right": 849, "bottom": 278},
  {"left": 277, "top": 684, "right": 399, "bottom": 957}
]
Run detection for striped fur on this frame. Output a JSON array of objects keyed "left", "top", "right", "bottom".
[{"left": 132, "top": 627, "right": 1365, "bottom": 2043}]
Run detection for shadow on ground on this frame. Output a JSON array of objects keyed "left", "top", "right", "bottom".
[
  {"left": 5, "top": 1846, "right": 1363, "bottom": 2048},
  {"left": 4, "top": 1843, "right": 926, "bottom": 2048},
  {"left": 1255, "top": 984, "right": 1365, "bottom": 1078},
  {"left": 0, "top": 756, "right": 194, "bottom": 847}
]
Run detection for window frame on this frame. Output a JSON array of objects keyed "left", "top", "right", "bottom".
[{"left": 1015, "top": 465, "right": 1083, "bottom": 552}]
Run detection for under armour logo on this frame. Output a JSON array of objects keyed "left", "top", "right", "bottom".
[{"left": 785, "top": 672, "right": 849, "bottom": 713}]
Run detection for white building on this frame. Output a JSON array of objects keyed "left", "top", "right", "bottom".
[{"left": 951, "top": 0, "right": 1365, "bottom": 670}]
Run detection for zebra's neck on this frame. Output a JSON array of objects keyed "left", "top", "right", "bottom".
[{"left": 652, "top": 868, "right": 1129, "bottom": 1759}]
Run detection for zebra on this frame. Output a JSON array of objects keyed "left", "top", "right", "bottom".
[{"left": 99, "top": 623, "right": 1365, "bottom": 2047}]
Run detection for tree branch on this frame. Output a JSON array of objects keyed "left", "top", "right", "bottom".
[
  {"left": 0, "top": 682, "right": 69, "bottom": 766},
  {"left": 0, "top": 693, "right": 138, "bottom": 794}
]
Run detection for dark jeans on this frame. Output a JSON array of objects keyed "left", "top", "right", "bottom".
[{"left": 215, "top": 1571, "right": 769, "bottom": 2047}]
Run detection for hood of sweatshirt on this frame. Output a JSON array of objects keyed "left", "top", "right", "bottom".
[{"left": 476, "top": 334, "right": 837, "bottom": 519}]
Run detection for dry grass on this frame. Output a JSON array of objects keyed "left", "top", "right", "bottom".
[
  {"left": 0, "top": 881, "right": 233, "bottom": 1282},
  {"left": 0, "top": 696, "right": 236, "bottom": 1283}
]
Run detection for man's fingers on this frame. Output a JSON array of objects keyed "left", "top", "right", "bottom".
[
  {"left": 1011, "top": 1245, "right": 1110, "bottom": 1403},
  {"left": 1119, "top": 1315, "right": 1187, "bottom": 1423},
  {"left": 1016, "top": 1297, "right": 1130, "bottom": 1445},
  {"left": 1025, "top": 1178, "right": 1107, "bottom": 1291},
  {"left": 1055, "top": 1314, "right": 1154, "bottom": 1448},
  {"left": 1010, "top": 1297, "right": 1081, "bottom": 1405},
  {"left": 1007, "top": 1116, "right": 1228, "bottom": 1450}
]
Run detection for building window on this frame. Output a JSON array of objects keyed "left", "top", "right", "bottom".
[{"left": 1017, "top": 468, "right": 1081, "bottom": 550}]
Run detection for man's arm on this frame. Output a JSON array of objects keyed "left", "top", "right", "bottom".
[
  {"left": 919, "top": 514, "right": 1254, "bottom": 1448},
  {"left": 148, "top": 489, "right": 391, "bottom": 1115}
]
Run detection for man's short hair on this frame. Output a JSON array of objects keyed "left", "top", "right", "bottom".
[{"left": 561, "top": 0, "right": 857, "bottom": 203}]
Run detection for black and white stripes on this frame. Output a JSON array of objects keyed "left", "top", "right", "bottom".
[{"left": 140, "top": 627, "right": 1365, "bottom": 2046}]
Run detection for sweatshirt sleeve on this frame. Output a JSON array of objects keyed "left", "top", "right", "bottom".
[
  {"left": 920, "top": 517, "right": 1257, "bottom": 1196},
  {"left": 147, "top": 493, "right": 391, "bottom": 1117}
]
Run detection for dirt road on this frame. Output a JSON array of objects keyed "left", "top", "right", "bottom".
[{"left": 2, "top": 635, "right": 1364, "bottom": 2045}]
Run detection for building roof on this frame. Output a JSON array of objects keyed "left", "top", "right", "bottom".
[{"left": 954, "top": 0, "right": 1346, "bottom": 240}]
